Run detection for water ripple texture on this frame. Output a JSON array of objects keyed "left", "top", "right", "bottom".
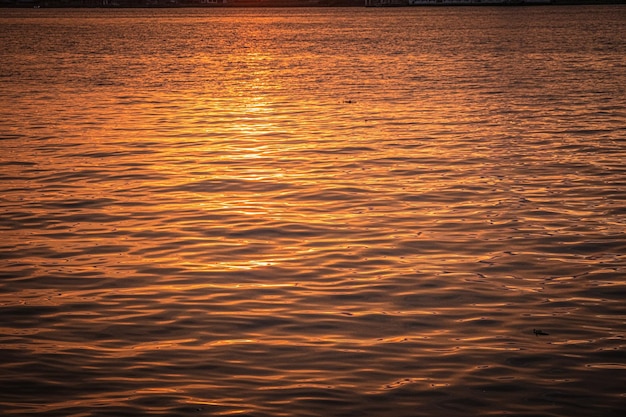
[{"left": 1, "top": 5, "right": 625, "bottom": 417}]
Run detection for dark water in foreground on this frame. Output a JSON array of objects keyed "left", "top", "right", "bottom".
[{"left": 1, "top": 5, "right": 626, "bottom": 416}]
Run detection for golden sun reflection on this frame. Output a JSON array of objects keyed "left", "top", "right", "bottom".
[{"left": 230, "top": 97, "right": 277, "bottom": 139}]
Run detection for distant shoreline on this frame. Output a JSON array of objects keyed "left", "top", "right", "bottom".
[{"left": 2, "top": 0, "right": 624, "bottom": 7}]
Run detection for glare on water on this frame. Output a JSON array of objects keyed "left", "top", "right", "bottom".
[{"left": 1, "top": 5, "right": 625, "bottom": 417}]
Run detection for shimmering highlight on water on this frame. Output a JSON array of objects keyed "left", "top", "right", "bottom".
[{"left": 1, "top": 5, "right": 625, "bottom": 417}]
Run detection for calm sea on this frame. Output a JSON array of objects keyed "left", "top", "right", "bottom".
[{"left": 1, "top": 5, "right": 625, "bottom": 417}]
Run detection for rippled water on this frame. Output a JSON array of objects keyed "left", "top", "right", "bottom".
[{"left": 1, "top": 5, "right": 626, "bottom": 416}]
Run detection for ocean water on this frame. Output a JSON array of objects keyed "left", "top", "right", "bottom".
[{"left": 1, "top": 5, "right": 625, "bottom": 416}]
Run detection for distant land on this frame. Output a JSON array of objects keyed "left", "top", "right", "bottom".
[{"left": 1, "top": 0, "right": 624, "bottom": 9}]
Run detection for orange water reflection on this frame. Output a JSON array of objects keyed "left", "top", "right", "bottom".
[{"left": 2, "top": 6, "right": 626, "bottom": 417}]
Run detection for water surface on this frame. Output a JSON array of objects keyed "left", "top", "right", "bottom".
[{"left": 1, "top": 5, "right": 625, "bottom": 416}]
